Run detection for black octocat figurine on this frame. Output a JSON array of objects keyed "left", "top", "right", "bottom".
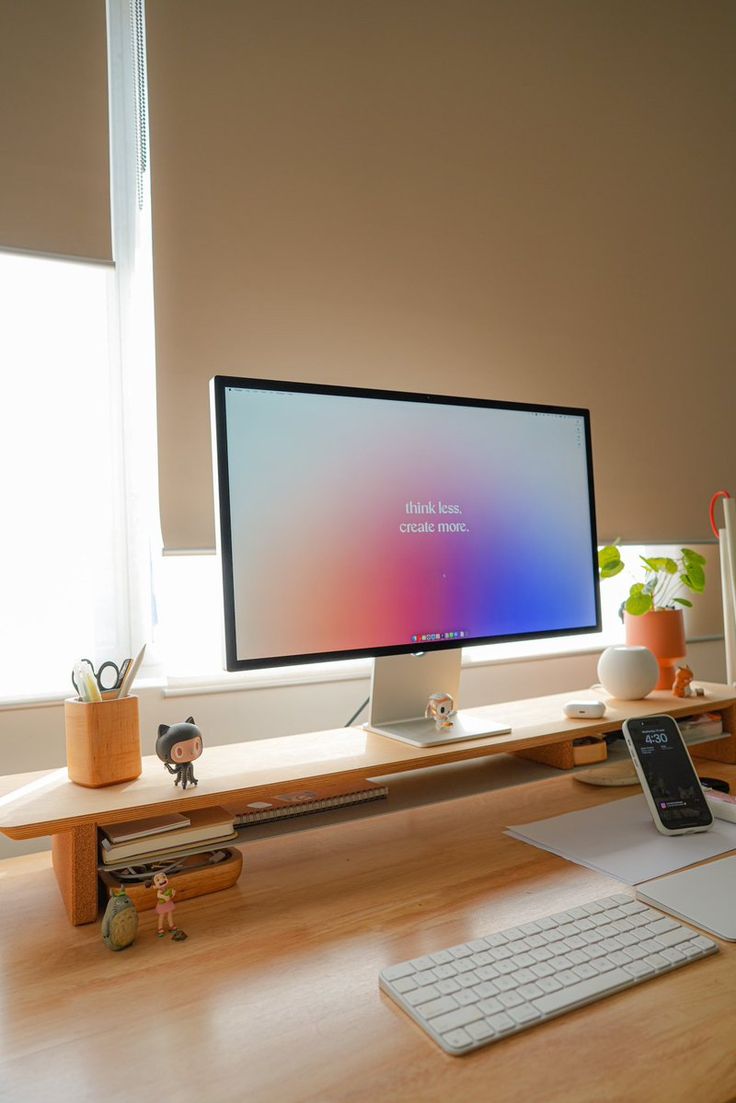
[{"left": 156, "top": 717, "right": 203, "bottom": 789}]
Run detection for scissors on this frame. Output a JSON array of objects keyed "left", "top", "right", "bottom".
[{"left": 71, "top": 657, "right": 131, "bottom": 697}]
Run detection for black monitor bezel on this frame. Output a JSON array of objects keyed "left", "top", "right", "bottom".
[{"left": 211, "top": 375, "right": 601, "bottom": 672}]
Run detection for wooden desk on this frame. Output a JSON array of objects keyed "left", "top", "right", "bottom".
[
  {"left": 0, "top": 768, "right": 734, "bottom": 1103},
  {"left": 1, "top": 683, "right": 734, "bottom": 924}
]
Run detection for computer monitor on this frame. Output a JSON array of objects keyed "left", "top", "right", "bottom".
[{"left": 210, "top": 376, "right": 600, "bottom": 746}]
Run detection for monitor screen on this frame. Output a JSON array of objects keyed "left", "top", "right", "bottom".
[{"left": 211, "top": 377, "right": 601, "bottom": 670}]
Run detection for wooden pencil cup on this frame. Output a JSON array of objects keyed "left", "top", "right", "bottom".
[{"left": 64, "top": 695, "right": 142, "bottom": 788}]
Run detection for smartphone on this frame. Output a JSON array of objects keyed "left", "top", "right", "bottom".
[{"left": 622, "top": 715, "right": 713, "bottom": 835}]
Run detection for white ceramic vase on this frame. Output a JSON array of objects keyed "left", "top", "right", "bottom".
[{"left": 597, "top": 645, "right": 659, "bottom": 700}]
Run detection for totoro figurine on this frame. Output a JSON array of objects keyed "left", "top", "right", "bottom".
[
  {"left": 102, "top": 888, "right": 139, "bottom": 951},
  {"left": 156, "top": 717, "right": 204, "bottom": 789}
]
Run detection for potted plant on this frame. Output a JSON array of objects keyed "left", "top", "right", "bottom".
[{"left": 598, "top": 546, "right": 706, "bottom": 690}]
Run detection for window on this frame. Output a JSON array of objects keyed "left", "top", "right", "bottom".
[{"left": 0, "top": 250, "right": 126, "bottom": 700}]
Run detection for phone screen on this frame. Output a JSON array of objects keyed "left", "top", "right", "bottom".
[{"left": 627, "top": 716, "right": 713, "bottom": 830}]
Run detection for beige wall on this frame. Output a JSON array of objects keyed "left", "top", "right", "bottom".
[
  {"left": 0, "top": 0, "right": 111, "bottom": 260},
  {"left": 147, "top": 0, "right": 736, "bottom": 550}
]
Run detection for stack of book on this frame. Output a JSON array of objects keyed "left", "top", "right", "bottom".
[{"left": 100, "top": 806, "right": 237, "bottom": 867}]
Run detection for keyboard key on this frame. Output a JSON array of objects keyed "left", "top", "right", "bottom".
[
  {"left": 486, "top": 933, "right": 509, "bottom": 947},
  {"left": 509, "top": 1003, "right": 541, "bottom": 1025},
  {"left": 648, "top": 918, "right": 680, "bottom": 935},
  {"left": 525, "top": 934, "right": 546, "bottom": 949},
  {"left": 467, "top": 1020, "right": 496, "bottom": 1042},
  {"left": 519, "top": 982, "right": 544, "bottom": 1000},
  {"left": 442, "top": 1028, "right": 472, "bottom": 1051},
  {"left": 623, "top": 961, "right": 654, "bottom": 980},
  {"left": 519, "top": 922, "right": 542, "bottom": 935},
  {"left": 382, "top": 963, "right": 415, "bottom": 981},
  {"left": 644, "top": 952, "right": 675, "bottom": 970},
  {"left": 494, "top": 975, "right": 518, "bottom": 992},
  {"left": 488, "top": 1011, "right": 516, "bottom": 1034},
  {"left": 455, "top": 989, "right": 481, "bottom": 1006},
  {"left": 531, "top": 962, "right": 555, "bottom": 978},
  {"left": 652, "top": 928, "right": 696, "bottom": 949},
  {"left": 432, "top": 1006, "right": 484, "bottom": 1033},
  {"left": 437, "top": 978, "right": 461, "bottom": 995},
  {"left": 513, "top": 953, "right": 537, "bottom": 970},
  {"left": 532, "top": 968, "right": 632, "bottom": 1015},
  {"left": 454, "top": 959, "right": 476, "bottom": 975},
  {"left": 535, "top": 916, "right": 556, "bottom": 931},
  {"left": 618, "top": 900, "right": 647, "bottom": 914},
  {"left": 405, "top": 985, "right": 441, "bottom": 1006},
  {"left": 473, "top": 981, "right": 499, "bottom": 999},
  {"left": 392, "top": 976, "right": 418, "bottom": 994},
  {"left": 495, "top": 960, "right": 518, "bottom": 976},
  {"left": 416, "top": 996, "right": 459, "bottom": 1019},
  {"left": 510, "top": 968, "right": 537, "bottom": 986},
  {"left": 456, "top": 973, "right": 479, "bottom": 989},
  {"left": 537, "top": 976, "right": 562, "bottom": 993},
  {"left": 410, "top": 955, "right": 436, "bottom": 971}
]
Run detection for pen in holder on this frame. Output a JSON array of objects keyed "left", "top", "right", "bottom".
[{"left": 64, "top": 694, "right": 142, "bottom": 788}]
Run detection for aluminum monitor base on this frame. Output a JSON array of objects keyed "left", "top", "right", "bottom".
[
  {"left": 366, "top": 713, "right": 511, "bottom": 748},
  {"left": 364, "top": 651, "right": 511, "bottom": 747}
]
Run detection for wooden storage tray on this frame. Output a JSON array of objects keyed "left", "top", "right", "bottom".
[{"left": 99, "top": 847, "right": 243, "bottom": 911}]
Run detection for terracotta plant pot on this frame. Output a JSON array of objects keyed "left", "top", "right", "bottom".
[{"left": 624, "top": 610, "right": 686, "bottom": 691}]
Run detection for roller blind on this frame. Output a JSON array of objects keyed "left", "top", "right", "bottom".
[
  {"left": 0, "top": 0, "right": 111, "bottom": 261},
  {"left": 147, "top": 0, "right": 736, "bottom": 552}
]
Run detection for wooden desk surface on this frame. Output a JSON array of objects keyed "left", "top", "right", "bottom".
[{"left": 1, "top": 769, "right": 734, "bottom": 1103}]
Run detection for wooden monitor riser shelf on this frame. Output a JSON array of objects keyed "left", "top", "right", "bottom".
[{"left": 0, "top": 683, "right": 734, "bottom": 925}]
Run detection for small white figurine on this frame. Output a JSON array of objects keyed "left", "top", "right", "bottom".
[{"left": 425, "top": 692, "right": 455, "bottom": 731}]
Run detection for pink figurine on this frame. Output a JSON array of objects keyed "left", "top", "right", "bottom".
[
  {"left": 153, "top": 872, "right": 177, "bottom": 937},
  {"left": 425, "top": 692, "right": 455, "bottom": 731}
]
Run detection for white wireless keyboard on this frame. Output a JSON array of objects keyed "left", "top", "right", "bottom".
[{"left": 379, "top": 892, "right": 718, "bottom": 1055}]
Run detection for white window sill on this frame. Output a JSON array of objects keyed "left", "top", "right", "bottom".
[
  {"left": 1, "top": 633, "right": 721, "bottom": 710},
  {"left": 161, "top": 638, "right": 619, "bottom": 697}
]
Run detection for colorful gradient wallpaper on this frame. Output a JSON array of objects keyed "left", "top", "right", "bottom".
[{"left": 221, "top": 384, "right": 599, "bottom": 663}]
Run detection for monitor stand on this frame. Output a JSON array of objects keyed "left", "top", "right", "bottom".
[{"left": 364, "top": 651, "right": 511, "bottom": 747}]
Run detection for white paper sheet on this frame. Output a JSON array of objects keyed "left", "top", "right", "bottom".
[
  {"left": 637, "top": 856, "right": 736, "bottom": 941},
  {"left": 506, "top": 795, "right": 736, "bottom": 885}
]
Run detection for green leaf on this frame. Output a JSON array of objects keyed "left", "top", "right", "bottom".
[
  {"left": 682, "top": 548, "right": 706, "bottom": 567},
  {"left": 640, "top": 556, "right": 677, "bottom": 575},
  {"left": 681, "top": 565, "right": 705, "bottom": 593},
  {"left": 625, "top": 586, "right": 654, "bottom": 616},
  {"left": 673, "top": 597, "right": 693, "bottom": 607},
  {"left": 598, "top": 545, "right": 624, "bottom": 579}
]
